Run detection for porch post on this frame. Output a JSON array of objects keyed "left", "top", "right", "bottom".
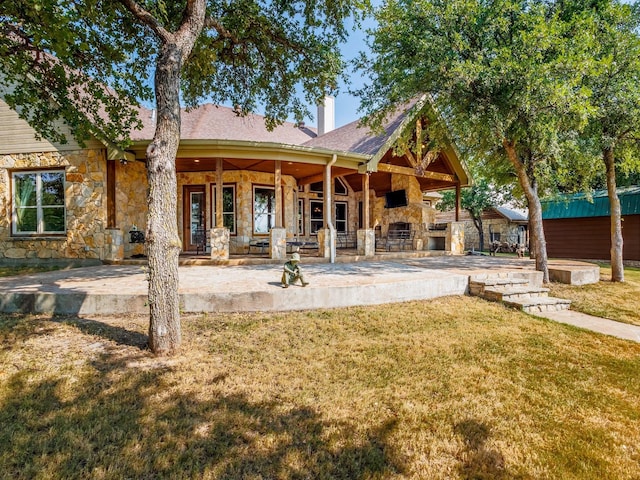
[
  {"left": 363, "top": 173, "right": 370, "bottom": 229},
  {"left": 211, "top": 157, "right": 229, "bottom": 259},
  {"left": 455, "top": 182, "right": 461, "bottom": 222},
  {"left": 215, "top": 158, "right": 223, "bottom": 227},
  {"left": 274, "top": 160, "right": 283, "bottom": 228},
  {"left": 271, "top": 160, "right": 286, "bottom": 259},
  {"left": 357, "top": 173, "right": 375, "bottom": 256},
  {"left": 319, "top": 155, "right": 337, "bottom": 262}
]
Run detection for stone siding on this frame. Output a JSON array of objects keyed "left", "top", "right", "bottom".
[
  {"left": 464, "top": 219, "right": 526, "bottom": 251},
  {"left": 0, "top": 148, "right": 148, "bottom": 262},
  {"left": 117, "top": 160, "right": 148, "bottom": 257},
  {"left": 0, "top": 149, "right": 107, "bottom": 261},
  {"left": 372, "top": 174, "right": 437, "bottom": 234}
]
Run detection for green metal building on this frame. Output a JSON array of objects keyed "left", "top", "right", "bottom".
[{"left": 542, "top": 186, "right": 640, "bottom": 261}]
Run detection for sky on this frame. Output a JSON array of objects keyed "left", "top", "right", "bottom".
[
  {"left": 217, "top": 9, "right": 379, "bottom": 129},
  {"left": 315, "top": 14, "right": 377, "bottom": 128}
]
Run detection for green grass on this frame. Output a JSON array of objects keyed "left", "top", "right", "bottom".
[
  {"left": 0, "top": 264, "right": 62, "bottom": 277},
  {"left": 1, "top": 297, "right": 639, "bottom": 479},
  {"left": 549, "top": 265, "right": 640, "bottom": 326}
]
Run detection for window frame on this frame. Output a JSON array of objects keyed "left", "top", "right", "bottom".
[
  {"left": 12, "top": 169, "right": 66, "bottom": 236},
  {"left": 253, "top": 185, "right": 276, "bottom": 235},
  {"left": 211, "top": 183, "right": 237, "bottom": 234},
  {"left": 297, "top": 198, "right": 305, "bottom": 236},
  {"left": 310, "top": 199, "right": 324, "bottom": 235},
  {"left": 335, "top": 201, "right": 348, "bottom": 233}
]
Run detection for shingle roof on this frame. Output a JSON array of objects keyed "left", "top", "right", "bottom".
[
  {"left": 542, "top": 186, "right": 640, "bottom": 219},
  {"left": 302, "top": 99, "right": 419, "bottom": 154},
  {"left": 130, "top": 103, "right": 317, "bottom": 145},
  {"left": 495, "top": 206, "right": 528, "bottom": 222}
]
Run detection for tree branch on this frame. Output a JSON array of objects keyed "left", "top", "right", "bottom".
[
  {"left": 205, "top": 16, "right": 241, "bottom": 43},
  {"left": 117, "top": 0, "right": 173, "bottom": 43}
]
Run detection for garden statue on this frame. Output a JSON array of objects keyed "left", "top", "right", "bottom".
[{"left": 281, "top": 252, "right": 309, "bottom": 288}]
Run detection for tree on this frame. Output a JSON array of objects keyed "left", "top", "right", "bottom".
[
  {"left": 438, "top": 178, "right": 512, "bottom": 252},
  {"left": 1, "top": 0, "right": 364, "bottom": 354},
  {"left": 357, "top": 0, "right": 600, "bottom": 283},
  {"left": 582, "top": 0, "right": 640, "bottom": 282}
]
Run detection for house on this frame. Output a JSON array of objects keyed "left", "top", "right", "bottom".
[
  {"left": 542, "top": 187, "right": 640, "bottom": 261},
  {"left": 436, "top": 206, "right": 528, "bottom": 252},
  {"left": 0, "top": 93, "right": 470, "bottom": 264}
]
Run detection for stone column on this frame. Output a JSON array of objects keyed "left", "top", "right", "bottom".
[
  {"left": 270, "top": 227, "right": 287, "bottom": 260},
  {"left": 357, "top": 228, "right": 375, "bottom": 257},
  {"left": 103, "top": 228, "right": 124, "bottom": 262},
  {"left": 446, "top": 222, "right": 465, "bottom": 254},
  {"left": 210, "top": 227, "right": 230, "bottom": 260},
  {"left": 316, "top": 228, "right": 333, "bottom": 258}
]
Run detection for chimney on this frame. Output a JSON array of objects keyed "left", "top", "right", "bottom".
[{"left": 317, "top": 95, "right": 335, "bottom": 136}]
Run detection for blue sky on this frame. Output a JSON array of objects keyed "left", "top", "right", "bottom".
[{"left": 318, "top": 14, "right": 377, "bottom": 128}]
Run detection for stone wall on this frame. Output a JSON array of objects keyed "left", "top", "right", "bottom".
[
  {"left": 372, "top": 174, "right": 437, "bottom": 234},
  {"left": 0, "top": 149, "right": 109, "bottom": 262},
  {"left": 117, "top": 160, "right": 148, "bottom": 257},
  {"left": 177, "top": 170, "right": 358, "bottom": 254},
  {"left": 464, "top": 219, "right": 526, "bottom": 251},
  {"left": 178, "top": 170, "right": 297, "bottom": 254}
]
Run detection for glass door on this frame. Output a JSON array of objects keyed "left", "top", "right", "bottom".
[{"left": 183, "top": 185, "right": 206, "bottom": 252}]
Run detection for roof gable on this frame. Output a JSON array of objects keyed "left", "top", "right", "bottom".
[{"left": 302, "top": 98, "right": 418, "bottom": 155}]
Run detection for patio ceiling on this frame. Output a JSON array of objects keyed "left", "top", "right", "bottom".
[{"left": 175, "top": 157, "right": 355, "bottom": 184}]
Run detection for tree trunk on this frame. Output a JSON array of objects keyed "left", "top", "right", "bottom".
[
  {"left": 604, "top": 146, "right": 624, "bottom": 282},
  {"left": 503, "top": 140, "right": 549, "bottom": 283},
  {"left": 145, "top": 2, "right": 206, "bottom": 355},
  {"left": 472, "top": 215, "right": 484, "bottom": 252},
  {"left": 146, "top": 42, "right": 183, "bottom": 355}
]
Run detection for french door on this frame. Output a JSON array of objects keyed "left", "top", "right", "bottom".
[{"left": 183, "top": 185, "right": 206, "bottom": 252}]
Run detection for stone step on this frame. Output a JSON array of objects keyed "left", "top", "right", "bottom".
[
  {"left": 482, "top": 286, "right": 550, "bottom": 302},
  {"left": 468, "top": 277, "right": 530, "bottom": 296},
  {"left": 504, "top": 296, "right": 571, "bottom": 314}
]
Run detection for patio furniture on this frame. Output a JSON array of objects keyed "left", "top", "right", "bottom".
[
  {"left": 249, "top": 238, "right": 270, "bottom": 254},
  {"left": 336, "top": 232, "right": 357, "bottom": 249},
  {"left": 193, "top": 228, "right": 208, "bottom": 255}
]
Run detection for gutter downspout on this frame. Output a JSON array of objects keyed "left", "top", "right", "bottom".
[{"left": 325, "top": 154, "right": 337, "bottom": 263}]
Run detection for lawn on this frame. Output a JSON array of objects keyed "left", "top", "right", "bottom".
[
  {"left": 0, "top": 264, "right": 62, "bottom": 277},
  {"left": 549, "top": 265, "right": 640, "bottom": 327},
  {"left": 1, "top": 296, "right": 639, "bottom": 479}
]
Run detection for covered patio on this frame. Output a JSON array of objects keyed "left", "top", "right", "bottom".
[{"left": 123, "top": 95, "right": 470, "bottom": 263}]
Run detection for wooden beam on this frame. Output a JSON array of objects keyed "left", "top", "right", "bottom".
[
  {"left": 275, "top": 160, "right": 283, "bottom": 228},
  {"left": 404, "top": 149, "right": 418, "bottom": 168},
  {"left": 298, "top": 170, "right": 344, "bottom": 186},
  {"left": 455, "top": 182, "right": 461, "bottom": 222},
  {"left": 216, "top": 158, "right": 223, "bottom": 228},
  {"left": 363, "top": 173, "right": 370, "bottom": 229},
  {"left": 376, "top": 162, "right": 456, "bottom": 182},
  {"left": 107, "top": 156, "right": 116, "bottom": 228},
  {"left": 416, "top": 118, "right": 422, "bottom": 163}
]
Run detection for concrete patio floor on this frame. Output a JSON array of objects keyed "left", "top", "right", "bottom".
[
  {"left": 3, "top": 254, "right": 640, "bottom": 343},
  {"left": 0, "top": 255, "right": 597, "bottom": 316}
]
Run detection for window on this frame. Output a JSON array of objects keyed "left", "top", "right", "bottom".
[
  {"left": 253, "top": 186, "right": 275, "bottom": 234},
  {"left": 12, "top": 170, "right": 65, "bottom": 234},
  {"left": 310, "top": 181, "right": 323, "bottom": 195},
  {"left": 297, "top": 199, "right": 304, "bottom": 236},
  {"left": 309, "top": 177, "right": 348, "bottom": 196},
  {"left": 310, "top": 200, "right": 323, "bottom": 234},
  {"left": 335, "top": 202, "right": 348, "bottom": 233},
  {"left": 212, "top": 184, "right": 236, "bottom": 234},
  {"left": 335, "top": 177, "right": 348, "bottom": 196}
]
